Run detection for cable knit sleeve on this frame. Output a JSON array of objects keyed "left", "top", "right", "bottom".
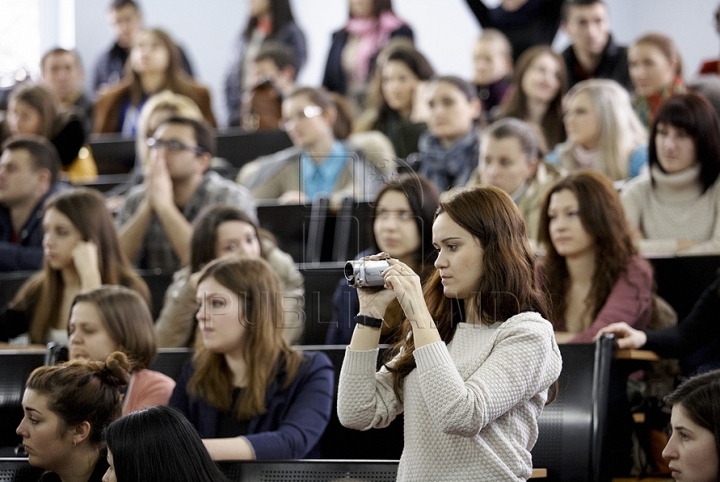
[
  {"left": 412, "top": 316, "right": 561, "bottom": 437},
  {"left": 570, "top": 255, "right": 653, "bottom": 343},
  {"left": 337, "top": 348, "right": 404, "bottom": 431}
]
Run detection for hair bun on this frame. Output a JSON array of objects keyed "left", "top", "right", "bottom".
[{"left": 97, "top": 351, "right": 131, "bottom": 388}]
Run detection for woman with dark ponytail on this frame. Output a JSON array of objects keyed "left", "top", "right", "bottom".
[{"left": 16, "top": 352, "right": 131, "bottom": 482}]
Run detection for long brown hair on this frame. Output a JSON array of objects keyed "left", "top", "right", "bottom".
[
  {"left": 188, "top": 256, "right": 301, "bottom": 420},
  {"left": 499, "top": 45, "right": 567, "bottom": 150},
  {"left": 9, "top": 83, "right": 58, "bottom": 138},
  {"left": 537, "top": 171, "right": 638, "bottom": 329},
  {"left": 12, "top": 188, "right": 149, "bottom": 343},
  {"left": 386, "top": 186, "right": 547, "bottom": 399},
  {"left": 125, "top": 29, "right": 198, "bottom": 106}
]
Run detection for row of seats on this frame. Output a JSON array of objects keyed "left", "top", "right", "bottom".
[
  {"left": 0, "top": 336, "right": 616, "bottom": 481},
  {"left": 88, "top": 129, "right": 294, "bottom": 176}
]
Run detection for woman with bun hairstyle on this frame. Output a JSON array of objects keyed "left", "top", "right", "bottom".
[
  {"left": 68, "top": 286, "right": 175, "bottom": 415},
  {"left": 155, "top": 204, "right": 304, "bottom": 347},
  {"left": 16, "top": 352, "right": 130, "bottom": 482},
  {"left": 0, "top": 188, "right": 149, "bottom": 345},
  {"left": 103, "top": 406, "right": 229, "bottom": 482}
]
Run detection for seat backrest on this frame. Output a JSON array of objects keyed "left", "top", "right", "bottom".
[
  {"left": 215, "top": 129, "right": 293, "bottom": 170},
  {"left": 136, "top": 270, "right": 175, "bottom": 320},
  {"left": 0, "top": 352, "right": 46, "bottom": 448},
  {"left": 218, "top": 459, "right": 399, "bottom": 481},
  {"left": 0, "top": 458, "right": 44, "bottom": 482},
  {"left": 530, "top": 334, "right": 614, "bottom": 482},
  {"left": 149, "top": 348, "right": 194, "bottom": 380},
  {"left": 649, "top": 254, "right": 720, "bottom": 321},
  {"left": 298, "top": 264, "right": 346, "bottom": 345},
  {"left": 0, "top": 271, "right": 33, "bottom": 311}
]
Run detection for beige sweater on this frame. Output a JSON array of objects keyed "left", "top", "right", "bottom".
[
  {"left": 338, "top": 312, "right": 562, "bottom": 481},
  {"left": 621, "top": 164, "right": 720, "bottom": 255}
]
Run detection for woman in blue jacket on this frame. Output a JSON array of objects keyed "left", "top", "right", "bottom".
[{"left": 169, "top": 256, "right": 333, "bottom": 460}]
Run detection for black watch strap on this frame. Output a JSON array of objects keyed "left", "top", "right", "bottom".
[{"left": 354, "top": 314, "right": 384, "bottom": 328}]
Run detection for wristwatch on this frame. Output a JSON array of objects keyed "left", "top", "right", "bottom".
[{"left": 354, "top": 314, "right": 384, "bottom": 328}]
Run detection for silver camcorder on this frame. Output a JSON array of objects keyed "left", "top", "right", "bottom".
[{"left": 345, "top": 260, "right": 390, "bottom": 288}]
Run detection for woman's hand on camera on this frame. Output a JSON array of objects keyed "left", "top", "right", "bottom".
[
  {"left": 383, "top": 259, "right": 426, "bottom": 323},
  {"left": 356, "top": 253, "right": 397, "bottom": 319}
]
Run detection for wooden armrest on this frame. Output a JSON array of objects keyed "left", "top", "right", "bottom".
[{"left": 615, "top": 349, "right": 661, "bottom": 361}]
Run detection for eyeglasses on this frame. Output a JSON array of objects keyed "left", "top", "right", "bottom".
[
  {"left": 147, "top": 137, "right": 206, "bottom": 155},
  {"left": 279, "top": 105, "right": 323, "bottom": 131}
]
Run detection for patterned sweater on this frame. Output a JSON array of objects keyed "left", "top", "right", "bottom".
[{"left": 338, "top": 312, "right": 562, "bottom": 481}]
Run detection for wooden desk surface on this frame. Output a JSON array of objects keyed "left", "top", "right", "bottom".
[
  {"left": 614, "top": 349, "right": 661, "bottom": 361},
  {"left": 0, "top": 343, "right": 46, "bottom": 352},
  {"left": 531, "top": 468, "right": 547, "bottom": 478}
]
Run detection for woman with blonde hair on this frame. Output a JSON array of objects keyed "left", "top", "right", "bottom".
[
  {"left": 546, "top": 79, "right": 648, "bottom": 181},
  {"left": 0, "top": 188, "right": 149, "bottom": 345},
  {"left": 93, "top": 28, "right": 216, "bottom": 135},
  {"left": 169, "top": 256, "right": 333, "bottom": 460}
]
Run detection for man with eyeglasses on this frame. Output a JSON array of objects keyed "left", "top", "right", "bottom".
[{"left": 116, "top": 116, "right": 256, "bottom": 271}]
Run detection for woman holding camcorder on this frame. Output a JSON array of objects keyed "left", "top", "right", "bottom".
[{"left": 337, "top": 185, "right": 562, "bottom": 481}]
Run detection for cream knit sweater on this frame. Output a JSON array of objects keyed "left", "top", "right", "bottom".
[
  {"left": 621, "top": 164, "right": 720, "bottom": 255},
  {"left": 337, "top": 312, "right": 562, "bottom": 481}
]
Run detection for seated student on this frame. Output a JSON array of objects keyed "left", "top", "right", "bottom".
[
  {"left": 224, "top": 0, "right": 306, "bottom": 127},
  {"left": 560, "top": 0, "right": 633, "bottom": 91},
  {"left": 411, "top": 76, "right": 481, "bottom": 192},
  {"left": 240, "top": 42, "right": 299, "bottom": 132},
  {"left": 471, "top": 29, "right": 513, "bottom": 123},
  {"left": 599, "top": 275, "right": 720, "bottom": 376},
  {"left": 463, "top": 0, "right": 563, "bottom": 62},
  {"left": 3, "top": 83, "right": 97, "bottom": 182},
  {"left": 536, "top": 171, "right": 653, "bottom": 343},
  {"left": 155, "top": 205, "right": 304, "bottom": 347},
  {"left": 117, "top": 117, "right": 256, "bottom": 272},
  {"left": 16, "top": 352, "right": 131, "bottom": 482},
  {"left": 629, "top": 33, "right": 685, "bottom": 127},
  {"left": 545, "top": 79, "right": 648, "bottom": 181},
  {"left": 103, "top": 406, "right": 229, "bottom": 482},
  {"left": 338, "top": 186, "right": 561, "bottom": 480},
  {"left": 169, "top": 256, "right": 334, "bottom": 460},
  {"left": 0, "top": 188, "right": 149, "bottom": 345},
  {"left": 621, "top": 93, "right": 720, "bottom": 255},
  {"left": 325, "top": 174, "right": 439, "bottom": 345},
  {"left": 322, "top": 0, "right": 413, "bottom": 104},
  {"left": 0, "top": 137, "right": 63, "bottom": 272},
  {"left": 93, "top": 0, "right": 194, "bottom": 92},
  {"left": 237, "top": 87, "right": 380, "bottom": 205},
  {"left": 353, "top": 43, "right": 434, "bottom": 160},
  {"left": 40, "top": 48, "right": 94, "bottom": 136},
  {"left": 661, "top": 369, "right": 720, "bottom": 482},
  {"left": 472, "top": 118, "right": 561, "bottom": 242},
  {"left": 93, "top": 28, "right": 215, "bottom": 135},
  {"left": 68, "top": 285, "right": 175, "bottom": 415},
  {"left": 105, "top": 90, "right": 205, "bottom": 211},
  {"left": 498, "top": 45, "right": 568, "bottom": 152}
]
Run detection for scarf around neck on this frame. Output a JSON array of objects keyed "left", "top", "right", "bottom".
[{"left": 345, "top": 11, "right": 405, "bottom": 81}]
